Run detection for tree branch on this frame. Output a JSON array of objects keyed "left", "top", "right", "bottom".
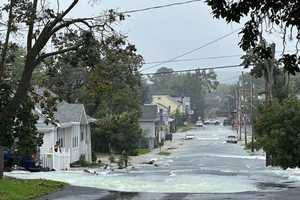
[
  {"left": 27, "top": 0, "right": 38, "bottom": 52},
  {"left": 50, "top": 0, "right": 79, "bottom": 29},
  {"left": 37, "top": 44, "right": 82, "bottom": 62},
  {"left": 51, "top": 18, "right": 93, "bottom": 34}
]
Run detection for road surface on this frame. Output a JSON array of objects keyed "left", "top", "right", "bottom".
[{"left": 8, "top": 125, "right": 300, "bottom": 199}]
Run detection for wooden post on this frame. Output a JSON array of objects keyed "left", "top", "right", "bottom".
[
  {"left": 238, "top": 81, "right": 242, "bottom": 140},
  {"left": 0, "top": 145, "right": 4, "bottom": 178},
  {"left": 242, "top": 72, "right": 247, "bottom": 145},
  {"left": 251, "top": 76, "right": 255, "bottom": 152}
]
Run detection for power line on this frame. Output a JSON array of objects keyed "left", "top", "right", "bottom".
[
  {"left": 141, "top": 28, "right": 242, "bottom": 72},
  {"left": 122, "top": 0, "right": 202, "bottom": 14},
  {"left": 144, "top": 54, "right": 242, "bottom": 65},
  {"left": 141, "top": 64, "right": 242, "bottom": 76}
]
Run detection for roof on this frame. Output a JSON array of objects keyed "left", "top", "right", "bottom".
[
  {"left": 55, "top": 101, "right": 85, "bottom": 123},
  {"left": 152, "top": 95, "right": 181, "bottom": 106},
  {"left": 33, "top": 86, "right": 95, "bottom": 125},
  {"left": 139, "top": 104, "right": 159, "bottom": 122}
]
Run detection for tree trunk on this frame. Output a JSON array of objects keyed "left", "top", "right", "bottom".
[
  {"left": 0, "top": 59, "right": 36, "bottom": 121},
  {"left": 0, "top": 0, "right": 15, "bottom": 80},
  {"left": 0, "top": 145, "right": 3, "bottom": 178}
]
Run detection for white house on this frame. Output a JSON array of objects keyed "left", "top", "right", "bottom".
[
  {"left": 34, "top": 88, "right": 95, "bottom": 170},
  {"left": 139, "top": 104, "right": 172, "bottom": 149},
  {"left": 139, "top": 104, "right": 160, "bottom": 149}
]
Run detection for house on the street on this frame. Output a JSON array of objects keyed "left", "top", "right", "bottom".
[
  {"left": 152, "top": 95, "right": 184, "bottom": 114},
  {"left": 138, "top": 104, "right": 160, "bottom": 149},
  {"left": 152, "top": 95, "right": 193, "bottom": 118},
  {"left": 172, "top": 96, "right": 193, "bottom": 115},
  {"left": 34, "top": 87, "right": 95, "bottom": 170}
]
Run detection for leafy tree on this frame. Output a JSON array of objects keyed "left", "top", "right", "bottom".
[
  {"left": 254, "top": 98, "right": 300, "bottom": 169},
  {"left": 206, "top": 0, "right": 300, "bottom": 75},
  {"left": 97, "top": 112, "right": 142, "bottom": 155},
  {"left": 0, "top": 0, "right": 128, "bottom": 178},
  {"left": 39, "top": 33, "right": 144, "bottom": 155}
]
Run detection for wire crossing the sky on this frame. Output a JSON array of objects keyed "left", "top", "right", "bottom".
[
  {"left": 122, "top": 0, "right": 202, "bottom": 14},
  {"left": 144, "top": 54, "right": 242, "bottom": 65},
  {"left": 141, "top": 28, "right": 242, "bottom": 72},
  {"left": 140, "top": 64, "right": 243, "bottom": 76}
]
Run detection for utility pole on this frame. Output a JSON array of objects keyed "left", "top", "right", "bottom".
[
  {"left": 238, "top": 81, "right": 242, "bottom": 140},
  {"left": 242, "top": 72, "right": 247, "bottom": 145},
  {"left": 251, "top": 75, "right": 255, "bottom": 152}
]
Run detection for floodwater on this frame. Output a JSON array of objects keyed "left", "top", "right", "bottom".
[{"left": 7, "top": 126, "right": 300, "bottom": 193}]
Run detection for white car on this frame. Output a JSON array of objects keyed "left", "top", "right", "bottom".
[
  {"left": 226, "top": 135, "right": 238, "bottom": 143},
  {"left": 195, "top": 120, "right": 204, "bottom": 127},
  {"left": 184, "top": 134, "right": 195, "bottom": 140}
]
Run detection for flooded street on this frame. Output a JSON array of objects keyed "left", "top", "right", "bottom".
[{"left": 7, "top": 125, "right": 300, "bottom": 198}]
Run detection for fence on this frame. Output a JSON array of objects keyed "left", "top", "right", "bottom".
[{"left": 40, "top": 148, "right": 71, "bottom": 170}]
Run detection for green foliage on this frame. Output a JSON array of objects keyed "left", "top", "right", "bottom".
[
  {"left": 175, "top": 110, "right": 185, "bottom": 127},
  {"left": 0, "top": 82, "right": 42, "bottom": 155},
  {"left": 158, "top": 151, "right": 171, "bottom": 156},
  {"left": 206, "top": 0, "right": 300, "bottom": 75},
  {"left": 254, "top": 98, "right": 300, "bottom": 168},
  {"left": 135, "top": 148, "right": 150, "bottom": 155},
  {"left": 96, "top": 112, "right": 142, "bottom": 155}
]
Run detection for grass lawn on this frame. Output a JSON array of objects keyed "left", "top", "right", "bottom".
[
  {"left": 136, "top": 148, "right": 151, "bottom": 155},
  {"left": 158, "top": 151, "right": 171, "bottom": 156},
  {"left": 0, "top": 177, "right": 67, "bottom": 200}
]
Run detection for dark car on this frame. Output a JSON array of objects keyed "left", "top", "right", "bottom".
[
  {"left": 4, "top": 150, "right": 13, "bottom": 171},
  {"left": 223, "top": 118, "right": 232, "bottom": 126},
  {"left": 4, "top": 149, "right": 40, "bottom": 172}
]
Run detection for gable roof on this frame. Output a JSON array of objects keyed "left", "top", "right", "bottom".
[
  {"left": 55, "top": 101, "right": 85, "bottom": 123},
  {"left": 139, "top": 104, "right": 159, "bottom": 122},
  {"left": 33, "top": 86, "right": 95, "bottom": 125},
  {"left": 153, "top": 95, "right": 181, "bottom": 106}
]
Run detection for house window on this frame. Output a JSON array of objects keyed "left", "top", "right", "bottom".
[
  {"left": 80, "top": 125, "right": 85, "bottom": 141},
  {"left": 72, "top": 136, "right": 78, "bottom": 148},
  {"left": 58, "top": 138, "right": 64, "bottom": 148}
]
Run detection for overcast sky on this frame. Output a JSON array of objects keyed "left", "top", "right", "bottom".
[{"left": 40, "top": 1, "right": 300, "bottom": 83}]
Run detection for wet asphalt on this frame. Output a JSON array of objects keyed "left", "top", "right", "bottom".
[{"left": 35, "top": 125, "right": 300, "bottom": 199}]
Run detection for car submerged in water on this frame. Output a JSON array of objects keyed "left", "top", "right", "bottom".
[
  {"left": 226, "top": 135, "right": 238, "bottom": 144},
  {"left": 4, "top": 149, "right": 41, "bottom": 172},
  {"left": 195, "top": 120, "right": 204, "bottom": 127},
  {"left": 184, "top": 134, "right": 195, "bottom": 140}
]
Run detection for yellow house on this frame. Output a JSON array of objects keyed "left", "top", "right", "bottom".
[{"left": 152, "top": 95, "right": 184, "bottom": 115}]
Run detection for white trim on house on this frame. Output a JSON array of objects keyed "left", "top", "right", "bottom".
[{"left": 37, "top": 103, "right": 93, "bottom": 170}]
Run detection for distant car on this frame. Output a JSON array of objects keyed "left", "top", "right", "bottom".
[
  {"left": 223, "top": 118, "right": 231, "bottom": 126},
  {"left": 195, "top": 120, "right": 204, "bottom": 127},
  {"left": 204, "top": 119, "right": 220, "bottom": 125},
  {"left": 184, "top": 134, "right": 195, "bottom": 140},
  {"left": 226, "top": 135, "right": 238, "bottom": 144}
]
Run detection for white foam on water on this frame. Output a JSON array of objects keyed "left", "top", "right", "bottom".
[
  {"left": 178, "top": 153, "right": 266, "bottom": 160},
  {"left": 197, "top": 137, "right": 220, "bottom": 141},
  {"left": 6, "top": 171, "right": 259, "bottom": 193}
]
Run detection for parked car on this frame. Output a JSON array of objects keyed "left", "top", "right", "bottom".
[
  {"left": 165, "top": 133, "right": 173, "bottom": 141},
  {"left": 4, "top": 149, "right": 41, "bottom": 172},
  {"left": 195, "top": 120, "right": 204, "bottom": 127},
  {"left": 184, "top": 134, "right": 195, "bottom": 140},
  {"left": 226, "top": 135, "right": 238, "bottom": 144},
  {"left": 204, "top": 119, "right": 220, "bottom": 125},
  {"left": 223, "top": 118, "right": 231, "bottom": 126},
  {"left": 4, "top": 149, "right": 13, "bottom": 171}
]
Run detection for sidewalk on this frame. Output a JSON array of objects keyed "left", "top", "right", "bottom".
[{"left": 94, "top": 133, "right": 185, "bottom": 169}]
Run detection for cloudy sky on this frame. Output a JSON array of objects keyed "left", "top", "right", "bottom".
[{"left": 53, "top": 1, "right": 297, "bottom": 83}]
